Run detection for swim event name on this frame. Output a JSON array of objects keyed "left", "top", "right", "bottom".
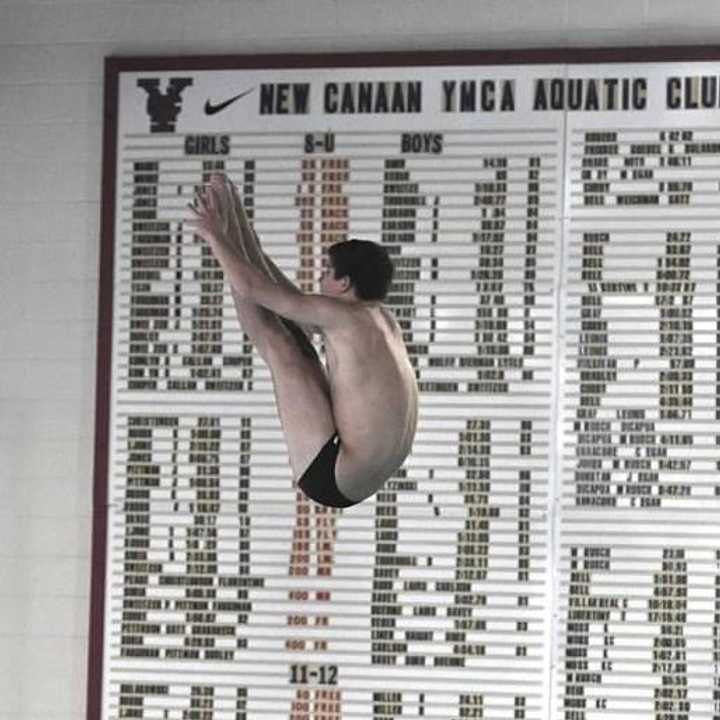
[{"left": 257, "top": 76, "right": 720, "bottom": 114}]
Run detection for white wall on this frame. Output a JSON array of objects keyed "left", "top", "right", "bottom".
[{"left": 0, "top": 1, "right": 717, "bottom": 718}]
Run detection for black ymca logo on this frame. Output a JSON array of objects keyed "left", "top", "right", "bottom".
[{"left": 137, "top": 77, "right": 193, "bottom": 133}]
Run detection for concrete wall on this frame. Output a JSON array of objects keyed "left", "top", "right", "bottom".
[{"left": 0, "top": 1, "right": 716, "bottom": 717}]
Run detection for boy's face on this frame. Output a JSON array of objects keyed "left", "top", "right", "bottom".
[{"left": 319, "top": 254, "right": 348, "bottom": 297}]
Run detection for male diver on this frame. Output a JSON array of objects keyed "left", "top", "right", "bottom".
[{"left": 189, "top": 174, "right": 418, "bottom": 507}]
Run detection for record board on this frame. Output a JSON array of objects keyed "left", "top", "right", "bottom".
[{"left": 89, "top": 49, "right": 720, "bottom": 720}]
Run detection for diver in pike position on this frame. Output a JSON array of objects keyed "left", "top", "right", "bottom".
[{"left": 189, "top": 174, "right": 418, "bottom": 507}]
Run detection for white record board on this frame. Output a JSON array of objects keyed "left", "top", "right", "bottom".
[{"left": 89, "top": 50, "right": 720, "bottom": 720}]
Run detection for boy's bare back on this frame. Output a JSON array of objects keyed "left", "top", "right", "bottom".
[{"left": 321, "top": 302, "right": 418, "bottom": 501}]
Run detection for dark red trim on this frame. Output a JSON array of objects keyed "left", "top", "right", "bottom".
[
  {"left": 105, "top": 45, "right": 720, "bottom": 72},
  {"left": 86, "top": 57, "right": 118, "bottom": 720}
]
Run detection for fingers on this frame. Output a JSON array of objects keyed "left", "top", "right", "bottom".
[
  {"left": 188, "top": 177, "right": 233, "bottom": 238},
  {"left": 186, "top": 197, "right": 212, "bottom": 229},
  {"left": 193, "top": 187, "right": 209, "bottom": 214},
  {"left": 193, "top": 174, "right": 232, "bottom": 206},
  {"left": 209, "top": 179, "right": 233, "bottom": 234},
  {"left": 203, "top": 180, "right": 220, "bottom": 212},
  {"left": 193, "top": 186, "right": 222, "bottom": 225},
  {"left": 203, "top": 181, "right": 228, "bottom": 219}
]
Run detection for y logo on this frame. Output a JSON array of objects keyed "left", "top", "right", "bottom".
[{"left": 137, "top": 78, "right": 194, "bottom": 133}]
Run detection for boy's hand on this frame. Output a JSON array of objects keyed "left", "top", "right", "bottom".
[{"left": 187, "top": 177, "right": 230, "bottom": 243}]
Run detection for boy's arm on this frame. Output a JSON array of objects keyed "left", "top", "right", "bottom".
[
  {"left": 189, "top": 182, "right": 345, "bottom": 328},
  {"left": 226, "top": 245, "right": 345, "bottom": 328},
  {"left": 222, "top": 176, "right": 320, "bottom": 333},
  {"left": 234, "top": 198, "right": 305, "bottom": 295},
  {"left": 262, "top": 252, "right": 303, "bottom": 294}
]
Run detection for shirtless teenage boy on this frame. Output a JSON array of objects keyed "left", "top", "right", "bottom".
[{"left": 189, "top": 175, "right": 418, "bottom": 507}]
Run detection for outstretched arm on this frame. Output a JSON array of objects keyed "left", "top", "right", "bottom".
[
  {"left": 189, "top": 184, "right": 346, "bottom": 330},
  {"left": 225, "top": 178, "right": 307, "bottom": 296}
]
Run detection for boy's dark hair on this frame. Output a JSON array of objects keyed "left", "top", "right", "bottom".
[{"left": 328, "top": 239, "right": 394, "bottom": 301}]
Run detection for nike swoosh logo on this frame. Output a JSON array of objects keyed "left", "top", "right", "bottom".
[{"left": 204, "top": 87, "right": 255, "bottom": 115}]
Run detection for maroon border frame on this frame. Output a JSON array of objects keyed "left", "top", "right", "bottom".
[
  {"left": 87, "top": 45, "right": 720, "bottom": 720},
  {"left": 88, "top": 56, "right": 118, "bottom": 720}
]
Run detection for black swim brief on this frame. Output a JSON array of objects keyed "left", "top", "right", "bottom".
[{"left": 297, "top": 434, "right": 358, "bottom": 508}]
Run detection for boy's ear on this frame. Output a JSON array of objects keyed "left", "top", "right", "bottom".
[{"left": 338, "top": 275, "right": 351, "bottom": 292}]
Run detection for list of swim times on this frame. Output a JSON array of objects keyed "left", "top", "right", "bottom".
[{"left": 102, "top": 70, "right": 720, "bottom": 720}]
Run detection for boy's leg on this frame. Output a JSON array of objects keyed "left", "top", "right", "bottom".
[
  {"left": 226, "top": 181, "right": 305, "bottom": 296},
  {"left": 215, "top": 175, "right": 274, "bottom": 278},
  {"left": 199, "top": 178, "right": 293, "bottom": 358},
  {"left": 229, "top": 283, "right": 337, "bottom": 481},
  {"left": 265, "top": 341, "right": 337, "bottom": 483},
  {"left": 223, "top": 176, "right": 313, "bottom": 303},
  {"left": 216, "top": 175, "right": 318, "bottom": 360},
  {"left": 202, "top": 180, "right": 335, "bottom": 479}
]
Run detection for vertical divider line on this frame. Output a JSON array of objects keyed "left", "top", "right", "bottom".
[{"left": 546, "top": 62, "right": 572, "bottom": 720}]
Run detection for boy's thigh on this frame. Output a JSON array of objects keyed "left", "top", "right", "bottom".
[{"left": 266, "top": 348, "right": 336, "bottom": 481}]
